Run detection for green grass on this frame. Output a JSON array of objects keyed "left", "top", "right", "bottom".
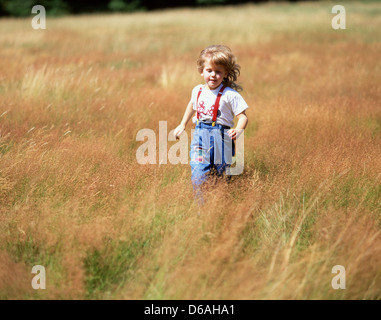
[{"left": 84, "top": 238, "right": 145, "bottom": 298}]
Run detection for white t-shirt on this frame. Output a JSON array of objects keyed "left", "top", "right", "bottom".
[{"left": 191, "top": 84, "right": 249, "bottom": 128}]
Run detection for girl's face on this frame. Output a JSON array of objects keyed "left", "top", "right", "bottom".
[{"left": 201, "top": 59, "right": 228, "bottom": 90}]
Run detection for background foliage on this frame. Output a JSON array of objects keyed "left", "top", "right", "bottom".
[{"left": 1, "top": 0, "right": 315, "bottom": 16}]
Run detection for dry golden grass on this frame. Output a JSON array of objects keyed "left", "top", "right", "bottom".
[{"left": 0, "top": 1, "right": 380, "bottom": 299}]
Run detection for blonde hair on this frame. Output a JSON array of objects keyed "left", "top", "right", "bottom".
[{"left": 197, "top": 45, "right": 242, "bottom": 91}]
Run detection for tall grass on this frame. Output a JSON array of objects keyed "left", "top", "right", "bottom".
[{"left": 0, "top": 1, "right": 380, "bottom": 299}]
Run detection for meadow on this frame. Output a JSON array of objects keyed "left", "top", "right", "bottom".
[{"left": 0, "top": 1, "right": 380, "bottom": 299}]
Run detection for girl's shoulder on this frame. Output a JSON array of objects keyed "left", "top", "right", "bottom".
[
  {"left": 190, "top": 84, "right": 203, "bottom": 99},
  {"left": 223, "top": 86, "right": 244, "bottom": 100},
  {"left": 192, "top": 84, "right": 203, "bottom": 93},
  {"left": 223, "top": 86, "right": 238, "bottom": 93},
  {"left": 223, "top": 86, "right": 249, "bottom": 112}
]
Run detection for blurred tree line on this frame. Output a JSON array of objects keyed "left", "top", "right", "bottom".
[{"left": 0, "top": 0, "right": 314, "bottom": 17}]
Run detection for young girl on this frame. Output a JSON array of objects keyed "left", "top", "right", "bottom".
[{"left": 174, "top": 45, "right": 249, "bottom": 201}]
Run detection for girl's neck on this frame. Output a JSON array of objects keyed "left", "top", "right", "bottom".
[{"left": 204, "top": 83, "right": 223, "bottom": 91}]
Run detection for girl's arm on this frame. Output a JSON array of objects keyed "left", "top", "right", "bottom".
[
  {"left": 227, "top": 111, "right": 248, "bottom": 140},
  {"left": 174, "top": 100, "right": 194, "bottom": 139}
]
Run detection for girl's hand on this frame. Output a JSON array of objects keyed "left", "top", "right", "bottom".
[
  {"left": 173, "top": 124, "right": 185, "bottom": 140},
  {"left": 227, "top": 129, "right": 237, "bottom": 140}
]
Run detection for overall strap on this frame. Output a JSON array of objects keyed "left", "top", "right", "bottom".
[
  {"left": 196, "top": 85, "right": 227, "bottom": 126},
  {"left": 196, "top": 86, "right": 203, "bottom": 120},
  {"left": 212, "top": 85, "right": 226, "bottom": 126}
]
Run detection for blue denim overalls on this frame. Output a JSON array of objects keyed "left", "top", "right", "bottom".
[{"left": 189, "top": 85, "right": 235, "bottom": 202}]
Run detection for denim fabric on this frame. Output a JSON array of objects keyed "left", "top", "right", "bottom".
[{"left": 190, "top": 122, "right": 235, "bottom": 202}]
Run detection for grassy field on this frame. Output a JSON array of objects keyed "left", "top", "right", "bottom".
[{"left": 0, "top": 1, "right": 380, "bottom": 299}]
